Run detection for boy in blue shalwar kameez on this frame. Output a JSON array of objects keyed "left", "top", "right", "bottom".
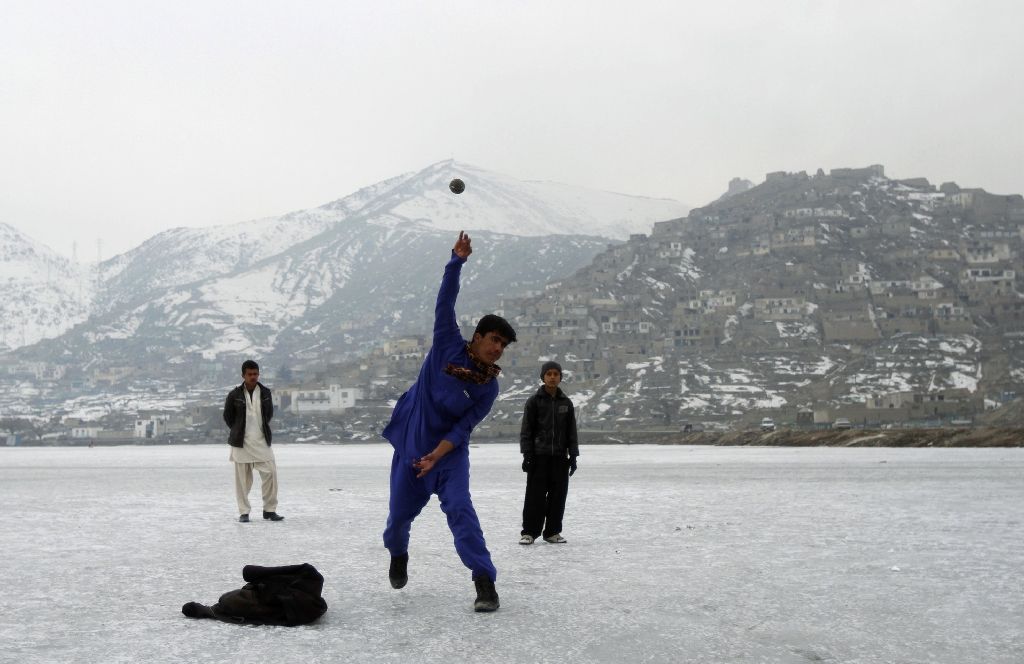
[{"left": 382, "top": 231, "right": 516, "bottom": 613}]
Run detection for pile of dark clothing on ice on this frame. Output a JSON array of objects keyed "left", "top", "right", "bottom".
[{"left": 182, "top": 563, "right": 327, "bottom": 626}]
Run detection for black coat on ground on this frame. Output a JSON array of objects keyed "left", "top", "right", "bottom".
[{"left": 181, "top": 563, "right": 327, "bottom": 626}]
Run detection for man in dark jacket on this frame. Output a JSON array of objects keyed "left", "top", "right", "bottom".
[
  {"left": 519, "top": 360, "right": 579, "bottom": 545},
  {"left": 223, "top": 360, "right": 283, "bottom": 523}
]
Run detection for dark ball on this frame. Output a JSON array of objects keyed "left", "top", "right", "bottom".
[{"left": 449, "top": 178, "right": 465, "bottom": 194}]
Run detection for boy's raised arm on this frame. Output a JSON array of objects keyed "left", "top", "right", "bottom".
[{"left": 434, "top": 231, "right": 473, "bottom": 343}]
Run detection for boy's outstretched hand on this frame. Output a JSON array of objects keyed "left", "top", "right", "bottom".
[
  {"left": 413, "top": 439, "right": 455, "bottom": 477},
  {"left": 453, "top": 231, "right": 472, "bottom": 259},
  {"left": 413, "top": 452, "right": 439, "bottom": 478}
]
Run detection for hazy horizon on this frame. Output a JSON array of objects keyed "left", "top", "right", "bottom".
[{"left": 3, "top": 0, "right": 1022, "bottom": 259}]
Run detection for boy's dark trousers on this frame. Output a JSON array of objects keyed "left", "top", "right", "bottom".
[{"left": 521, "top": 455, "right": 570, "bottom": 539}]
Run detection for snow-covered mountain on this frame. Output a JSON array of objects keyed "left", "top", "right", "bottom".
[
  {"left": 355, "top": 161, "right": 686, "bottom": 239},
  {"left": 0, "top": 223, "right": 94, "bottom": 350},
  {"left": 93, "top": 171, "right": 415, "bottom": 311},
  {"left": 7, "top": 161, "right": 687, "bottom": 364},
  {"left": 70, "top": 223, "right": 611, "bottom": 365},
  {"left": 89, "top": 160, "right": 685, "bottom": 313}
]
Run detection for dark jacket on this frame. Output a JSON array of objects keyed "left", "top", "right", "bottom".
[
  {"left": 223, "top": 383, "right": 274, "bottom": 447},
  {"left": 181, "top": 563, "right": 327, "bottom": 627},
  {"left": 520, "top": 386, "right": 579, "bottom": 458}
]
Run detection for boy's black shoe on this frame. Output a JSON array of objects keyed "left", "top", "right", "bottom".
[
  {"left": 389, "top": 553, "right": 409, "bottom": 589},
  {"left": 473, "top": 575, "right": 500, "bottom": 612},
  {"left": 262, "top": 511, "right": 284, "bottom": 521},
  {"left": 238, "top": 514, "right": 250, "bottom": 523}
]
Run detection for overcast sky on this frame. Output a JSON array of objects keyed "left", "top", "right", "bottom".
[{"left": 2, "top": 1, "right": 1022, "bottom": 260}]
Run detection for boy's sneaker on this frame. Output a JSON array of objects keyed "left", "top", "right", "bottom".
[
  {"left": 262, "top": 511, "right": 285, "bottom": 521},
  {"left": 389, "top": 553, "right": 409, "bottom": 589},
  {"left": 238, "top": 514, "right": 250, "bottom": 523},
  {"left": 519, "top": 534, "right": 535, "bottom": 545},
  {"left": 544, "top": 533, "right": 567, "bottom": 544},
  {"left": 473, "top": 576, "right": 500, "bottom": 612}
]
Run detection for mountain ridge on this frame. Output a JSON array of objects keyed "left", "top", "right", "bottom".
[{"left": 1, "top": 161, "right": 688, "bottom": 353}]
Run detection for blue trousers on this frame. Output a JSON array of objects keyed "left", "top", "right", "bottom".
[{"left": 383, "top": 450, "right": 497, "bottom": 582}]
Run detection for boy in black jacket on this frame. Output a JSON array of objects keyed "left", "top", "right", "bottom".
[{"left": 519, "top": 361, "right": 579, "bottom": 544}]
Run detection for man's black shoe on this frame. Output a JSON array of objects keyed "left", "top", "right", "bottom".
[
  {"left": 238, "top": 514, "right": 250, "bottom": 523},
  {"left": 473, "top": 575, "right": 500, "bottom": 612},
  {"left": 389, "top": 553, "right": 409, "bottom": 589},
  {"left": 262, "top": 511, "right": 284, "bottom": 521}
]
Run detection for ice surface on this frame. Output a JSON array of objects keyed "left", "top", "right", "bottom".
[{"left": 2, "top": 444, "right": 1022, "bottom": 663}]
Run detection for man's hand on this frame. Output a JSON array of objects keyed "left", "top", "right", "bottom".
[
  {"left": 522, "top": 454, "right": 532, "bottom": 473},
  {"left": 413, "top": 452, "right": 440, "bottom": 478},
  {"left": 569, "top": 455, "right": 578, "bottom": 477},
  {"left": 413, "top": 439, "right": 455, "bottom": 478},
  {"left": 453, "top": 231, "right": 472, "bottom": 259}
]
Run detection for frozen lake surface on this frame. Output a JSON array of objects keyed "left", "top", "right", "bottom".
[{"left": 2, "top": 443, "right": 1022, "bottom": 664}]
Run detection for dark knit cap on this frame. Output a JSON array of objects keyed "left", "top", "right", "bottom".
[{"left": 540, "top": 361, "right": 562, "bottom": 379}]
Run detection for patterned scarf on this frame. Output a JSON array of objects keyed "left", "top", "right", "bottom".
[{"left": 444, "top": 343, "right": 502, "bottom": 384}]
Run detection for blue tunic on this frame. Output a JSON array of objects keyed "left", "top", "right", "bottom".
[
  {"left": 382, "top": 252, "right": 499, "bottom": 468},
  {"left": 381, "top": 252, "right": 499, "bottom": 581}
]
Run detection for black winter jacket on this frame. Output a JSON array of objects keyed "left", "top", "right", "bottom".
[
  {"left": 181, "top": 563, "right": 328, "bottom": 627},
  {"left": 519, "top": 386, "right": 579, "bottom": 458},
  {"left": 223, "top": 383, "right": 274, "bottom": 447}
]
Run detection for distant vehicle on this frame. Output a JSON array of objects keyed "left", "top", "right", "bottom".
[
  {"left": 833, "top": 418, "right": 852, "bottom": 430},
  {"left": 760, "top": 417, "right": 776, "bottom": 432}
]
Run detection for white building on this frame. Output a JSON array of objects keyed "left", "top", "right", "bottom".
[
  {"left": 135, "top": 417, "right": 168, "bottom": 439},
  {"left": 964, "top": 268, "right": 1015, "bottom": 283},
  {"left": 289, "top": 385, "right": 363, "bottom": 414},
  {"left": 910, "top": 276, "right": 944, "bottom": 292}
]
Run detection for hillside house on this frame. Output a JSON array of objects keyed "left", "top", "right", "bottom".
[
  {"left": 928, "top": 248, "right": 960, "bottom": 262},
  {"left": 876, "top": 315, "right": 931, "bottom": 337},
  {"left": 134, "top": 416, "right": 168, "bottom": 439},
  {"left": 963, "top": 242, "right": 1012, "bottom": 264},
  {"left": 830, "top": 165, "right": 885, "bottom": 179},
  {"left": 985, "top": 297, "right": 1024, "bottom": 325},
  {"left": 952, "top": 190, "right": 1024, "bottom": 219},
  {"left": 909, "top": 389, "right": 977, "bottom": 419},
  {"left": 869, "top": 280, "right": 911, "bottom": 296},
  {"left": 782, "top": 206, "right": 845, "bottom": 219},
  {"left": 656, "top": 240, "right": 685, "bottom": 259},
  {"left": 754, "top": 297, "right": 806, "bottom": 321},
  {"left": 881, "top": 216, "right": 912, "bottom": 236},
  {"left": 771, "top": 227, "right": 817, "bottom": 249},
  {"left": 278, "top": 385, "right": 363, "bottom": 414},
  {"left": 651, "top": 219, "right": 691, "bottom": 236},
  {"left": 686, "top": 290, "right": 738, "bottom": 313},
  {"left": 822, "top": 307, "right": 879, "bottom": 342},
  {"left": 92, "top": 366, "right": 136, "bottom": 386},
  {"left": 962, "top": 268, "right": 1016, "bottom": 299},
  {"left": 910, "top": 276, "right": 944, "bottom": 292}
]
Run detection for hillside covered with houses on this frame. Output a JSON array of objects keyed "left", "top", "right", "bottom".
[
  {"left": 303, "top": 165, "right": 1023, "bottom": 440},
  {"left": 4, "top": 164, "right": 1023, "bottom": 444}
]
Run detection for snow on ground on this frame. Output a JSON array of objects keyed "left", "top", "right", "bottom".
[{"left": 2, "top": 444, "right": 1022, "bottom": 664}]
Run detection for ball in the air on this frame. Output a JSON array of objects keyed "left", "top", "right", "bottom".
[{"left": 449, "top": 178, "right": 465, "bottom": 194}]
